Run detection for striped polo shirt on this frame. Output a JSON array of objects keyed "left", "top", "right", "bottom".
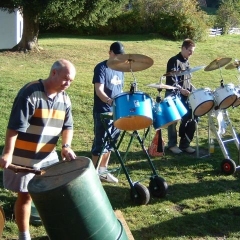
[{"left": 7, "top": 79, "right": 73, "bottom": 168}]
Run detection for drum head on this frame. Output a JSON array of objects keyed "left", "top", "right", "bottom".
[
  {"left": 28, "top": 157, "right": 91, "bottom": 193},
  {"left": 219, "top": 95, "right": 237, "bottom": 109},
  {"left": 0, "top": 206, "right": 5, "bottom": 238},
  {"left": 233, "top": 98, "right": 240, "bottom": 108},
  {"left": 194, "top": 101, "right": 215, "bottom": 116}
]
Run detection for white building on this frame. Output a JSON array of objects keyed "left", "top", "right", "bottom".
[{"left": 0, "top": 8, "right": 23, "bottom": 49}]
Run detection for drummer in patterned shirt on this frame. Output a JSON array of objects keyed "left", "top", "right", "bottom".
[{"left": 165, "top": 38, "right": 196, "bottom": 154}]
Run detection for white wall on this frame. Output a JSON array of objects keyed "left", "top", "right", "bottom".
[{"left": 0, "top": 8, "right": 23, "bottom": 49}]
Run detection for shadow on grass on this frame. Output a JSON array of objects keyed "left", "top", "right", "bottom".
[
  {"left": 38, "top": 33, "right": 161, "bottom": 42},
  {"left": 131, "top": 206, "right": 240, "bottom": 239}
]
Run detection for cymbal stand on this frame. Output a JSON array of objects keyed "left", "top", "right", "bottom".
[
  {"left": 129, "top": 67, "right": 137, "bottom": 93},
  {"left": 236, "top": 65, "right": 240, "bottom": 85}
]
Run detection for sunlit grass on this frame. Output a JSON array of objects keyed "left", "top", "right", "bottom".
[{"left": 1, "top": 33, "right": 240, "bottom": 239}]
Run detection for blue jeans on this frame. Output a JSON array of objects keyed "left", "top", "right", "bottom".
[
  {"left": 91, "top": 112, "right": 120, "bottom": 156},
  {"left": 166, "top": 92, "right": 196, "bottom": 149}
]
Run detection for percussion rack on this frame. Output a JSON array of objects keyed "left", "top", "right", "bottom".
[
  {"left": 98, "top": 112, "right": 168, "bottom": 205},
  {"left": 195, "top": 108, "right": 240, "bottom": 175}
]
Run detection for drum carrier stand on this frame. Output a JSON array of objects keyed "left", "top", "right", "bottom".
[
  {"left": 98, "top": 82, "right": 168, "bottom": 206},
  {"left": 195, "top": 77, "right": 240, "bottom": 175}
]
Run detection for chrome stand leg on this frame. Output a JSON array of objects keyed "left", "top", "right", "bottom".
[{"left": 196, "top": 119, "right": 199, "bottom": 158}]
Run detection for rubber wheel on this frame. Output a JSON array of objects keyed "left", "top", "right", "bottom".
[
  {"left": 149, "top": 177, "right": 168, "bottom": 198},
  {"left": 130, "top": 182, "right": 150, "bottom": 205},
  {"left": 221, "top": 158, "right": 236, "bottom": 175}
]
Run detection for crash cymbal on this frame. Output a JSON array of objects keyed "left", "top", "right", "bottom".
[
  {"left": 225, "top": 60, "right": 240, "bottom": 70},
  {"left": 163, "top": 70, "right": 185, "bottom": 77},
  {"left": 204, "top": 57, "right": 232, "bottom": 71},
  {"left": 180, "top": 65, "right": 205, "bottom": 75},
  {"left": 163, "top": 66, "right": 205, "bottom": 77},
  {"left": 107, "top": 54, "right": 153, "bottom": 72},
  {"left": 147, "top": 83, "right": 177, "bottom": 90}
]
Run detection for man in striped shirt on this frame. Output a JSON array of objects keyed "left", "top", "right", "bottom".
[{"left": 0, "top": 59, "right": 77, "bottom": 240}]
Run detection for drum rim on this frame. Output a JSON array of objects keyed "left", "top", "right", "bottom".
[
  {"left": 214, "top": 83, "right": 235, "bottom": 91},
  {"left": 218, "top": 95, "right": 237, "bottom": 109},
  {"left": 113, "top": 91, "right": 151, "bottom": 99},
  {"left": 193, "top": 100, "right": 215, "bottom": 116}
]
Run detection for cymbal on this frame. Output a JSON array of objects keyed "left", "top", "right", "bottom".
[
  {"left": 204, "top": 57, "right": 232, "bottom": 71},
  {"left": 163, "top": 65, "right": 205, "bottom": 77},
  {"left": 107, "top": 54, "right": 154, "bottom": 72},
  {"left": 147, "top": 83, "right": 177, "bottom": 90},
  {"left": 225, "top": 60, "right": 240, "bottom": 70},
  {"left": 180, "top": 65, "right": 205, "bottom": 75},
  {"left": 163, "top": 70, "right": 185, "bottom": 77}
]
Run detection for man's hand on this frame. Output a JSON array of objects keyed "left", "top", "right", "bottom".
[
  {"left": 180, "top": 88, "right": 190, "bottom": 96},
  {"left": 0, "top": 153, "right": 12, "bottom": 169},
  {"left": 61, "top": 147, "right": 77, "bottom": 161}
]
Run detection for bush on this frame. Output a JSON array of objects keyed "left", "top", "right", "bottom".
[
  {"left": 215, "top": 0, "right": 240, "bottom": 34},
  {"left": 129, "top": 0, "right": 209, "bottom": 41},
  {"left": 39, "top": 0, "right": 211, "bottom": 41}
]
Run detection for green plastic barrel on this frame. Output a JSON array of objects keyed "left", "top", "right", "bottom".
[
  {"left": 30, "top": 202, "right": 42, "bottom": 226},
  {"left": 28, "top": 156, "right": 128, "bottom": 240}
]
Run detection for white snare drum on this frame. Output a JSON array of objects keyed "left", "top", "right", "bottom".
[
  {"left": 213, "top": 83, "right": 237, "bottom": 109},
  {"left": 188, "top": 88, "right": 214, "bottom": 116},
  {"left": 232, "top": 87, "right": 240, "bottom": 108}
]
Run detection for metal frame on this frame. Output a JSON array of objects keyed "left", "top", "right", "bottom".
[
  {"left": 98, "top": 113, "right": 161, "bottom": 189},
  {"left": 196, "top": 109, "right": 240, "bottom": 173}
]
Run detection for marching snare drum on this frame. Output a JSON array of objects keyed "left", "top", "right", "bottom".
[
  {"left": 188, "top": 88, "right": 214, "bottom": 116},
  {"left": 232, "top": 87, "right": 240, "bottom": 108},
  {"left": 113, "top": 91, "right": 153, "bottom": 131},
  {"left": 152, "top": 96, "right": 181, "bottom": 130},
  {"left": 213, "top": 83, "right": 237, "bottom": 109}
]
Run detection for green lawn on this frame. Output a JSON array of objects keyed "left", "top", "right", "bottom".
[{"left": 1, "top": 33, "right": 240, "bottom": 239}]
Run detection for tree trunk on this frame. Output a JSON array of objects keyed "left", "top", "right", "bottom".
[{"left": 11, "top": 8, "right": 39, "bottom": 52}]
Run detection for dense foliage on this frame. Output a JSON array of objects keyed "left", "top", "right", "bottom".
[
  {"left": 40, "top": 0, "right": 128, "bottom": 32},
  {"left": 215, "top": 0, "right": 240, "bottom": 33},
  {"left": 1, "top": 0, "right": 240, "bottom": 51},
  {"left": 206, "top": 0, "right": 221, "bottom": 8},
  {"left": 0, "top": 0, "right": 128, "bottom": 50},
  {"left": 97, "top": 0, "right": 209, "bottom": 41}
]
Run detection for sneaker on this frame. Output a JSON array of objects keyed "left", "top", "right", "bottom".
[
  {"left": 169, "top": 146, "right": 182, "bottom": 154},
  {"left": 99, "top": 173, "right": 119, "bottom": 183},
  {"left": 181, "top": 146, "right": 195, "bottom": 154}
]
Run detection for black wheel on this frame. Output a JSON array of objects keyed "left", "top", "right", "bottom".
[
  {"left": 149, "top": 177, "right": 168, "bottom": 198},
  {"left": 130, "top": 182, "right": 150, "bottom": 205},
  {"left": 221, "top": 158, "right": 236, "bottom": 175}
]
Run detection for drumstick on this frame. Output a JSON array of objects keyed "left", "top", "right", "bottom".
[
  {"left": 0, "top": 205, "right": 5, "bottom": 238},
  {"left": 7, "top": 164, "right": 45, "bottom": 175}
]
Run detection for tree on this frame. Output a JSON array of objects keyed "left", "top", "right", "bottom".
[
  {"left": 130, "top": 0, "right": 209, "bottom": 41},
  {"left": 216, "top": 0, "right": 240, "bottom": 33},
  {"left": 0, "top": 0, "right": 127, "bottom": 51}
]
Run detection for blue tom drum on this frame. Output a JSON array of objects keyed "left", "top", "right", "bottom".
[
  {"left": 152, "top": 96, "right": 181, "bottom": 130},
  {"left": 113, "top": 91, "right": 153, "bottom": 131},
  {"left": 171, "top": 95, "right": 188, "bottom": 117}
]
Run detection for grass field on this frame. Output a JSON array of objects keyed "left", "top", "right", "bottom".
[{"left": 1, "top": 33, "right": 240, "bottom": 239}]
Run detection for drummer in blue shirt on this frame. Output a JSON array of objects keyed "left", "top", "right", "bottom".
[{"left": 91, "top": 41, "right": 125, "bottom": 183}]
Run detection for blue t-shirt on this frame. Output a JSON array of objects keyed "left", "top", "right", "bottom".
[{"left": 92, "top": 60, "right": 124, "bottom": 113}]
